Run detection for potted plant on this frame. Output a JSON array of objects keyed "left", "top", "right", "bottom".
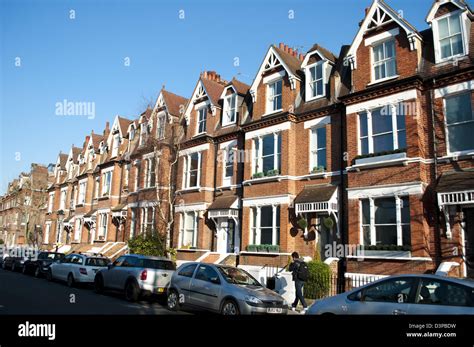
[
  {"left": 266, "top": 169, "right": 279, "bottom": 177},
  {"left": 252, "top": 172, "right": 264, "bottom": 179},
  {"left": 297, "top": 218, "right": 308, "bottom": 230},
  {"left": 246, "top": 244, "right": 257, "bottom": 252},
  {"left": 256, "top": 244, "right": 268, "bottom": 252},
  {"left": 267, "top": 245, "right": 280, "bottom": 253},
  {"left": 323, "top": 217, "right": 334, "bottom": 230},
  {"left": 311, "top": 166, "right": 325, "bottom": 174}
]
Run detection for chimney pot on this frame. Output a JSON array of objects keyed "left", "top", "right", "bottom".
[
  {"left": 279, "top": 42, "right": 284, "bottom": 49},
  {"left": 284, "top": 44, "right": 288, "bottom": 52},
  {"left": 288, "top": 47, "right": 293, "bottom": 55},
  {"left": 299, "top": 53, "right": 304, "bottom": 61}
]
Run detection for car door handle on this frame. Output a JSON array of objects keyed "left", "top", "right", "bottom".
[{"left": 392, "top": 309, "right": 407, "bottom": 315}]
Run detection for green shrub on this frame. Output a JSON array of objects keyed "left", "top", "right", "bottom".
[
  {"left": 267, "top": 245, "right": 280, "bottom": 253},
  {"left": 128, "top": 231, "right": 167, "bottom": 257},
  {"left": 0, "top": 239, "right": 4, "bottom": 245},
  {"left": 246, "top": 244, "right": 258, "bottom": 252},
  {"left": 256, "top": 244, "right": 268, "bottom": 252},
  {"left": 304, "top": 261, "right": 332, "bottom": 300}
]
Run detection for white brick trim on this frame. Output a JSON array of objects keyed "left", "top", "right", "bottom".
[
  {"left": 346, "top": 89, "right": 418, "bottom": 114},
  {"left": 175, "top": 203, "right": 208, "bottom": 213},
  {"left": 304, "top": 116, "right": 331, "bottom": 129},
  {"left": 242, "top": 194, "right": 294, "bottom": 207},
  {"left": 178, "top": 143, "right": 209, "bottom": 157},
  {"left": 434, "top": 80, "right": 474, "bottom": 98},
  {"left": 245, "top": 122, "right": 291, "bottom": 140},
  {"left": 347, "top": 182, "right": 425, "bottom": 199}
]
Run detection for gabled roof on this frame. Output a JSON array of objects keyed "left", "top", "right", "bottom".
[
  {"left": 344, "top": 0, "right": 422, "bottom": 69},
  {"left": 219, "top": 78, "right": 250, "bottom": 99},
  {"left": 426, "top": 0, "right": 472, "bottom": 22},
  {"left": 201, "top": 78, "right": 226, "bottom": 105},
  {"left": 58, "top": 153, "right": 68, "bottom": 169},
  {"left": 302, "top": 43, "right": 338, "bottom": 67},
  {"left": 118, "top": 116, "right": 132, "bottom": 136},
  {"left": 154, "top": 89, "right": 188, "bottom": 117},
  {"left": 249, "top": 43, "right": 303, "bottom": 99},
  {"left": 90, "top": 133, "right": 104, "bottom": 150},
  {"left": 71, "top": 147, "right": 81, "bottom": 162}
]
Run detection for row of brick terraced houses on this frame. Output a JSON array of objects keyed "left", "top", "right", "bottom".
[{"left": 2, "top": 0, "right": 474, "bottom": 279}]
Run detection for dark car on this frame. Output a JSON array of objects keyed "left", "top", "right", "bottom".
[
  {"left": 2, "top": 255, "right": 27, "bottom": 272},
  {"left": 23, "top": 252, "right": 65, "bottom": 277}
]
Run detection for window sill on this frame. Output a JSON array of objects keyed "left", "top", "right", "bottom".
[
  {"left": 438, "top": 150, "right": 474, "bottom": 162},
  {"left": 240, "top": 251, "right": 291, "bottom": 256},
  {"left": 243, "top": 175, "right": 286, "bottom": 185},
  {"left": 98, "top": 196, "right": 110, "bottom": 201},
  {"left": 305, "top": 95, "right": 326, "bottom": 103},
  {"left": 350, "top": 152, "right": 407, "bottom": 170},
  {"left": 177, "top": 187, "right": 201, "bottom": 193},
  {"left": 367, "top": 75, "right": 399, "bottom": 87},
  {"left": 435, "top": 54, "right": 468, "bottom": 66},
  {"left": 221, "top": 122, "right": 237, "bottom": 128},
  {"left": 177, "top": 248, "right": 209, "bottom": 252}
]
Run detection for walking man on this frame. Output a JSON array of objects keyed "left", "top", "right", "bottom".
[{"left": 289, "top": 251, "right": 309, "bottom": 314}]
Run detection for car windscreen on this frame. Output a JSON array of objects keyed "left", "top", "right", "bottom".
[
  {"left": 141, "top": 259, "right": 176, "bottom": 270},
  {"left": 86, "top": 258, "right": 110, "bottom": 267},
  {"left": 217, "top": 267, "right": 261, "bottom": 286}
]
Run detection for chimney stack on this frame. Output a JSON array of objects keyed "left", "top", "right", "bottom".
[{"left": 103, "top": 121, "right": 110, "bottom": 137}]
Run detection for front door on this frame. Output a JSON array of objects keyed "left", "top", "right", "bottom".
[
  {"left": 216, "top": 219, "right": 235, "bottom": 253},
  {"left": 464, "top": 209, "right": 474, "bottom": 278},
  {"left": 319, "top": 217, "right": 336, "bottom": 261}
]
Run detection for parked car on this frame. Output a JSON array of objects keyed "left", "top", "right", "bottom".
[
  {"left": 2, "top": 255, "right": 28, "bottom": 272},
  {"left": 22, "top": 251, "right": 65, "bottom": 277},
  {"left": 94, "top": 254, "right": 176, "bottom": 302},
  {"left": 306, "top": 274, "right": 474, "bottom": 315},
  {"left": 167, "top": 262, "right": 288, "bottom": 315},
  {"left": 47, "top": 253, "right": 110, "bottom": 287}
]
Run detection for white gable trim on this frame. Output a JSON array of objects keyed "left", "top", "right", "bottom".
[
  {"left": 344, "top": 0, "right": 421, "bottom": 70},
  {"left": 184, "top": 79, "right": 212, "bottom": 125},
  {"left": 346, "top": 89, "right": 417, "bottom": 114},
  {"left": 426, "top": 0, "right": 467, "bottom": 23},
  {"left": 434, "top": 80, "right": 474, "bottom": 98},
  {"left": 249, "top": 46, "right": 301, "bottom": 102},
  {"left": 219, "top": 85, "right": 237, "bottom": 99}
]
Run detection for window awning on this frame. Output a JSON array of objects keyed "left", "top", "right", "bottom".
[
  {"left": 437, "top": 171, "right": 474, "bottom": 207},
  {"left": 112, "top": 204, "right": 127, "bottom": 218},
  {"left": 207, "top": 195, "right": 239, "bottom": 220},
  {"left": 294, "top": 184, "right": 338, "bottom": 215},
  {"left": 83, "top": 209, "right": 97, "bottom": 224}
]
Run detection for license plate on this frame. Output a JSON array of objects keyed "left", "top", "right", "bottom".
[
  {"left": 156, "top": 288, "right": 164, "bottom": 293},
  {"left": 267, "top": 308, "right": 282, "bottom": 314}
]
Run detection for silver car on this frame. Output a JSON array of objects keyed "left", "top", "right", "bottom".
[
  {"left": 94, "top": 254, "right": 176, "bottom": 301},
  {"left": 307, "top": 274, "right": 474, "bottom": 315},
  {"left": 166, "top": 262, "right": 288, "bottom": 315}
]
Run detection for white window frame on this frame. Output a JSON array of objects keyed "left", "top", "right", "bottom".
[
  {"left": 59, "top": 188, "right": 67, "bottom": 211},
  {"left": 44, "top": 222, "right": 51, "bottom": 244},
  {"left": 112, "top": 133, "right": 120, "bottom": 157},
  {"left": 309, "top": 125, "right": 327, "bottom": 172},
  {"left": 432, "top": 10, "right": 468, "bottom": 64},
  {"left": 306, "top": 61, "right": 325, "bottom": 101},
  {"left": 74, "top": 218, "right": 82, "bottom": 242},
  {"left": 252, "top": 133, "right": 281, "bottom": 176},
  {"left": 139, "top": 123, "right": 147, "bottom": 146},
  {"left": 358, "top": 104, "right": 406, "bottom": 155},
  {"left": 183, "top": 152, "right": 202, "bottom": 189},
  {"left": 78, "top": 180, "right": 87, "bottom": 205},
  {"left": 101, "top": 170, "right": 112, "bottom": 197},
  {"left": 250, "top": 205, "right": 280, "bottom": 246},
  {"left": 222, "top": 94, "right": 237, "bottom": 126},
  {"left": 222, "top": 146, "right": 234, "bottom": 187},
  {"left": 48, "top": 192, "right": 55, "bottom": 213},
  {"left": 443, "top": 91, "right": 474, "bottom": 155},
  {"left": 156, "top": 113, "right": 166, "bottom": 140},
  {"left": 97, "top": 213, "right": 108, "bottom": 240},
  {"left": 130, "top": 209, "right": 136, "bottom": 239},
  {"left": 196, "top": 107, "right": 207, "bottom": 134},
  {"left": 179, "top": 211, "right": 198, "bottom": 248},
  {"left": 359, "top": 195, "right": 410, "bottom": 247},
  {"left": 144, "top": 158, "right": 156, "bottom": 188},
  {"left": 371, "top": 39, "right": 397, "bottom": 82},
  {"left": 266, "top": 79, "right": 283, "bottom": 114}
]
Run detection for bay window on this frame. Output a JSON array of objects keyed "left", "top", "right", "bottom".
[
  {"left": 252, "top": 133, "right": 281, "bottom": 176},
  {"left": 445, "top": 92, "right": 474, "bottom": 153},
  {"left": 180, "top": 212, "right": 198, "bottom": 248},
  {"left": 223, "top": 94, "right": 237, "bottom": 126},
  {"left": 361, "top": 196, "right": 411, "bottom": 246},
  {"left": 197, "top": 107, "right": 207, "bottom": 134},
  {"left": 267, "top": 79, "right": 282, "bottom": 113},
  {"left": 310, "top": 126, "right": 327, "bottom": 171},
  {"left": 359, "top": 104, "right": 406, "bottom": 155},
  {"left": 250, "top": 205, "right": 280, "bottom": 245},
  {"left": 438, "top": 13, "right": 464, "bottom": 60},
  {"left": 183, "top": 152, "right": 201, "bottom": 188},
  {"left": 373, "top": 40, "right": 397, "bottom": 81}
]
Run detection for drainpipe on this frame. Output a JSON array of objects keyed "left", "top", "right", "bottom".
[
  {"left": 430, "top": 79, "right": 442, "bottom": 269},
  {"left": 338, "top": 104, "right": 347, "bottom": 288},
  {"left": 117, "top": 160, "right": 124, "bottom": 242},
  {"left": 212, "top": 140, "right": 218, "bottom": 252}
]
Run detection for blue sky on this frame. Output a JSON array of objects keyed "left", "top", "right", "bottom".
[{"left": 0, "top": 0, "right": 434, "bottom": 194}]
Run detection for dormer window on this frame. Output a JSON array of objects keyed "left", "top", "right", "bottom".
[
  {"left": 438, "top": 13, "right": 464, "bottom": 60},
  {"left": 373, "top": 40, "right": 396, "bottom": 81},
  {"left": 267, "top": 79, "right": 282, "bottom": 113},
  {"left": 197, "top": 107, "right": 207, "bottom": 134},
  {"left": 307, "top": 62, "right": 324, "bottom": 99},
  {"left": 223, "top": 94, "right": 237, "bottom": 126}
]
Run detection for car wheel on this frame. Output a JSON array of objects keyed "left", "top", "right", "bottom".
[
  {"left": 67, "top": 273, "right": 75, "bottom": 288},
  {"left": 34, "top": 267, "right": 41, "bottom": 278},
  {"left": 221, "top": 299, "right": 240, "bottom": 315},
  {"left": 94, "top": 275, "right": 104, "bottom": 294},
  {"left": 124, "top": 280, "right": 140, "bottom": 302},
  {"left": 167, "top": 290, "right": 180, "bottom": 312}
]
